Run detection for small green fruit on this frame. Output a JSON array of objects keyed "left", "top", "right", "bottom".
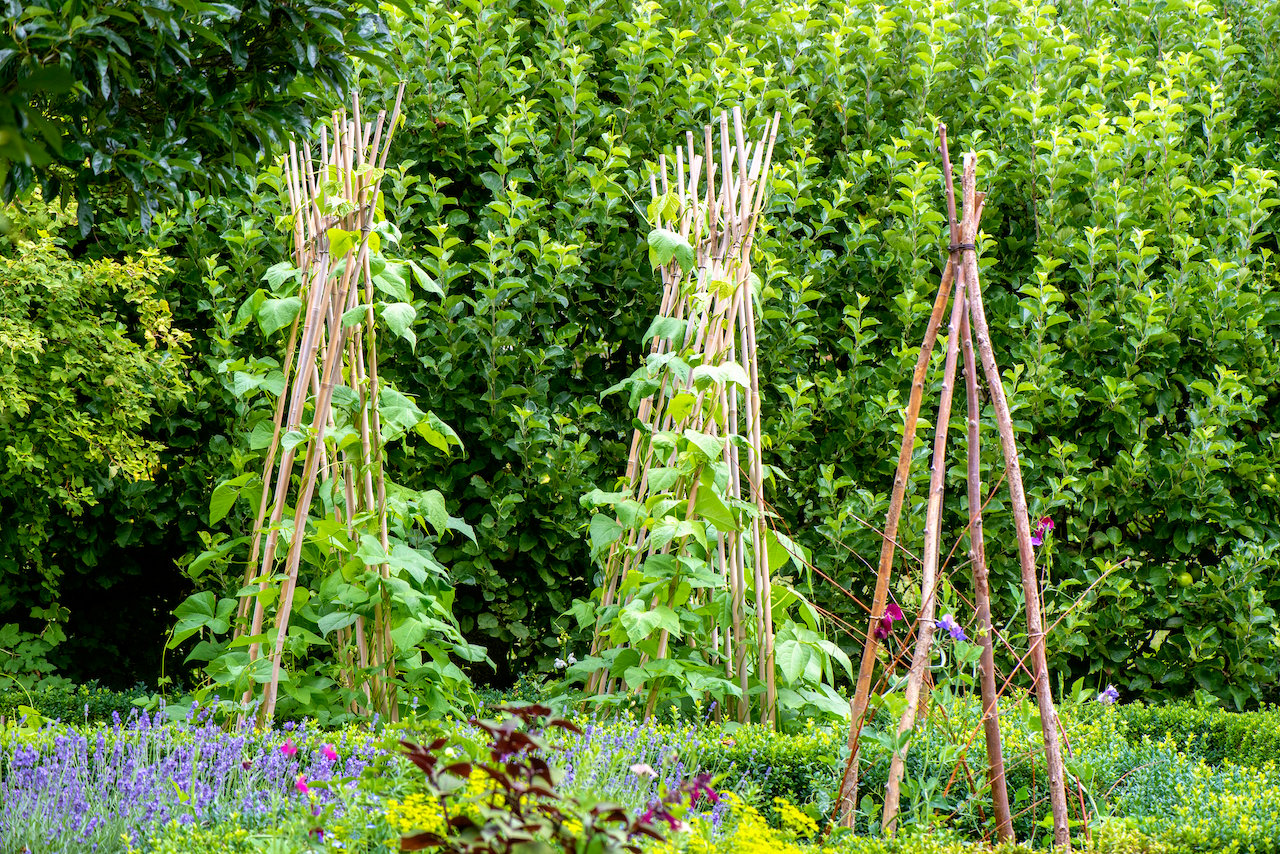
[{"left": 1177, "top": 572, "right": 1194, "bottom": 587}]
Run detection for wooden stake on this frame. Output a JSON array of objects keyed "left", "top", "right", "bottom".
[
  {"left": 959, "top": 151, "right": 1072, "bottom": 849},
  {"left": 882, "top": 238, "right": 968, "bottom": 836}
]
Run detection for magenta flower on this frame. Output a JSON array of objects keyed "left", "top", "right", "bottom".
[
  {"left": 1031, "top": 517, "right": 1055, "bottom": 547},
  {"left": 280, "top": 740, "right": 298, "bottom": 757},
  {"left": 321, "top": 744, "right": 338, "bottom": 761},
  {"left": 874, "top": 602, "right": 906, "bottom": 640},
  {"left": 295, "top": 774, "right": 309, "bottom": 794},
  {"left": 690, "top": 772, "right": 720, "bottom": 806}
]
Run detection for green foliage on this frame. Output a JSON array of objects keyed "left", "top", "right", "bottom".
[
  {"left": 340, "top": 0, "right": 1280, "bottom": 707},
  {"left": 694, "top": 721, "right": 845, "bottom": 813},
  {"left": 6, "top": 0, "right": 1280, "bottom": 708},
  {"left": 568, "top": 268, "right": 846, "bottom": 722},
  {"left": 0, "top": 0, "right": 399, "bottom": 230},
  {"left": 0, "top": 199, "right": 190, "bottom": 687},
  {"left": 138, "top": 821, "right": 262, "bottom": 854},
  {"left": 394, "top": 704, "right": 674, "bottom": 853},
  {"left": 1094, "top": 701, "right": 1280, "bottom": 766},
  {"left": 0, "top": 682, "right": 147, "bottom": 724}
]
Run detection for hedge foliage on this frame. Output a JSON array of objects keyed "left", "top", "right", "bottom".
[
  {"left": 347, "top": 0, "right": 1280, "bottom": 702},
  {"left": 4, "top": 0, "right": 1280, "bottom": 706}
]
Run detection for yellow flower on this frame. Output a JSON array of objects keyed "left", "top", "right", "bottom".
[{"left": 385, "top": 792, "right": 447, "bottom": 837}]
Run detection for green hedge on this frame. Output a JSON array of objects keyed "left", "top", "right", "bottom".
[
  {"left": 5, "top": 0, "right": 1280, "bottom": 707},
  {"left": 348, "top": 0, "right": 1280, "bottom": 703},
  {"left": 0, "top": 683, "right": 148, "bottom": 724},
  {"left": 676, "top": 702, "right": 1280, "bottom": 843},
  {"left": 1106, "top": 702, "right": 1280, "bottom": 766}
]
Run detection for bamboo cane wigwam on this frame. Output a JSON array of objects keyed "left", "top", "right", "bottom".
[
  {"left": 583, "top": 108, "right": 783, "bottom": 727},
  {"left": 833, "top": 126, "right": 1074, "bottom": 849},
  {"left": 229, "top": 87, "right": 406, "bottom": 723}
]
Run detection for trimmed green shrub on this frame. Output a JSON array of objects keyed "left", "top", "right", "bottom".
[
  {"left": 1107, "top": 702, "right": 1280, "bottom": 766},
  {"left": 0, "top": 682, "right": 148, "bottom": 724}
]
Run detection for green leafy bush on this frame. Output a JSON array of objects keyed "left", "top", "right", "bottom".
[
  {"left": 1103, "top": 702, "right": 1280, "bottom": 766},
  {"left": 0, "top": 682, "right": 147, "bottom": 724},
  {"left": 0, "top": 0, "right": 397, "bottom": 229},
  {"left": 7, "top": 0, "right": 1280, "bottom": 708},
  {"left": 0, "top": 202, "right": 191, "bottom": 688}
]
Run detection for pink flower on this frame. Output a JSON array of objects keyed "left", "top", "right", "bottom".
[
  {"left": 321, "top": 744, "right": 338, "bottom": 761},
  {"left": 280, "top": 740, "right": 298, "bottom": 757},
  {"left": 1031, "top": 517, "right": 1055, "bottom": 547},
  {"left": 295, "top": 774, "right": 309, "bottom": 794},
  {"left": 630, "top": 763, "right": 658, "bottom": 778},
  {"left": 874, "top": 602, "right": 906, "bottom": 640}
]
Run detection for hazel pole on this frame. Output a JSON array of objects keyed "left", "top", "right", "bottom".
[
  {"left": 960, "top": 307, "right": 1015, "bottom": 843},
  {"left": 834, "top": 266, "right": 956, "bottom": 826},
  {"left": 959, "top": 151, "right": 1072, "bottom": 850},
  {"left": 835, "top": 120, "right": 967, "bottom": 825},
  {"left": 880, "top": 232, "right": 969, "bottom": 837},
  {"left": 933, "top": 127, "right": 1014, "bottom": 843}
]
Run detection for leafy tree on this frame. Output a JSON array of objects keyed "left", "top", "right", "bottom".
[{"left": 0, "top": 0, "right": 395, "bottom": 231}]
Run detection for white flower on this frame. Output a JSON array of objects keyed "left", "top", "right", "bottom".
[
  {"left": 567, "top": 653, "right": 577, "bottom": 665},
  {"left": 554, "top": 657, "right": 567, "bottom": 670}
]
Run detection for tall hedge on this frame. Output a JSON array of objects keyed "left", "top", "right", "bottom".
[
  {"left": 6, "top": 0, "right": 1280, "bottom": 707},
  {"left": 354, "top": 0, "right": 1280, "bottom": 703}
]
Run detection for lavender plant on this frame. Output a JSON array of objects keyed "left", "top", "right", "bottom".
[{"left": 0, "top": 704, "right": 384, "bottom": 853}]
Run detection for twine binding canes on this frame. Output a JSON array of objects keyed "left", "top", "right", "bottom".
[
  {"left": 583, "top": 108, "right": 781, "bottom": 726},
  {"left": 229, "top": 86, "right": 406, "bottom": 724}
]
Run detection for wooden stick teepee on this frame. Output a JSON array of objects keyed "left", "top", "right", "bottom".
[
  {"left": 835, "top": 125, "right": 1071, "bottom": 849},
  {"left": 230, "top": 86, "right": 406, "bottom": 723},
  {"left": 585, "top": 108, "right": 782, "bottom": 726}
]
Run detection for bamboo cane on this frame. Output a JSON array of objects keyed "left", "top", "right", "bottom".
[
  {"left": 585, "top": 110, "right": 779, "bottom": 723},
  {"left": 235, "top": 87, "right": 405, "bottom": 722}
]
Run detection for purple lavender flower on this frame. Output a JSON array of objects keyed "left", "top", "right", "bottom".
[{"left": 0, "top": 707, "right": 383, "bottom": 849}]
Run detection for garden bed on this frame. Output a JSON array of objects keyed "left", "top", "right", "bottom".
[{"left": 3, "top": 695, "right": 1278, "bottom": 853}]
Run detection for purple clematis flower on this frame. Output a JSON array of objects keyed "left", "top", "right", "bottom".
[
  {"left": 936, "top": 614, "right": 967, "bottom": 642},
  {"left": 1031, "top": 517, "right": 1055, "bottom": 547}
]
